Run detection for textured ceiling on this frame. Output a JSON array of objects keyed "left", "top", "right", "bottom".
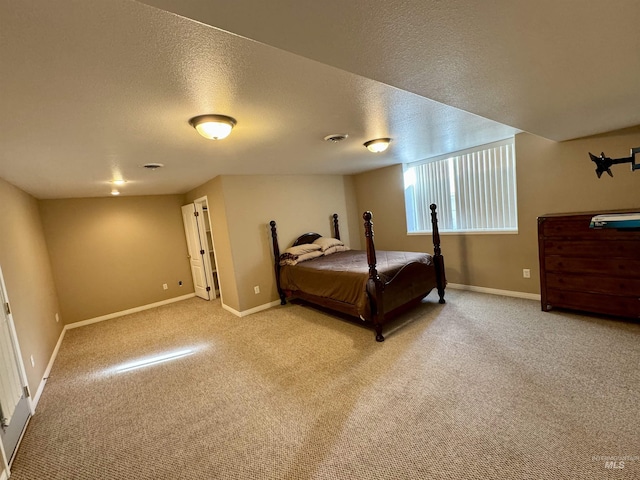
[
  {"left": 141, "top": 0, "right": 640, "bottom": 141},
  {"left": 2, "top": 0, "right": 638, "bottom": 199}
]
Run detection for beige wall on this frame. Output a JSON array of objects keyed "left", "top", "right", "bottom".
[
  {"left": 343, "top": 175, "right": 362, "bottom": 250},
  {"left": 354, "top": 128, "right": 640, "bottom": 294},
  {"left": 187, "top": 175, "right": 360, "bottom": 312},
  {"left": 0, "top": 177, "right": 62, "bottom": 395},
  {"left": 39, "top": 195, "right": 194, "bottom": 324}
]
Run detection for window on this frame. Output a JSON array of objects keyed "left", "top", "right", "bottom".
[{"left": 404, "top": 138, "right": 517, "bottom": 233}]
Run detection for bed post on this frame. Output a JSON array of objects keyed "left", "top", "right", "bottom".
[
  {"left": 363, "top": 211, "right": 385, "bottom": 342},
  {"left": 269, "top": 220, "right": 287, "bottom": 305},
  {"left": 333, "top": 213, "right": 340, "bottom": 240},
  {"left": 430, "top": 204, "right": 446, "bottom": 304}
]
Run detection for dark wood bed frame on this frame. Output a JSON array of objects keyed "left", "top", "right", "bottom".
[{"left": 269, "top": 204, "right": 446, "bottom": 341}]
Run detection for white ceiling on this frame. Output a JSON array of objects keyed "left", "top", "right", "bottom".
[{"left": 2, "top": 1, "right": 639, "bottom": 199}]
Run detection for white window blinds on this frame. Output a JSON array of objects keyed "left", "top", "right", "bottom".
[{"left": 404, "top": 138, "right": 518, "bottom": 233}]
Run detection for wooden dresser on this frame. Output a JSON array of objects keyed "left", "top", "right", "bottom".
[{"left": 537, "top": 210, "right": 640, "bottom": 318}]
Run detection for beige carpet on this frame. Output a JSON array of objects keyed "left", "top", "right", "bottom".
[{"left": 8, "top": 290, "right": 640, "bottom": 479}]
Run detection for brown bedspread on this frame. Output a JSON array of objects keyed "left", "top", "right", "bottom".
[{"left": 279, "top": 250, "right": 433, "bottom": 317}]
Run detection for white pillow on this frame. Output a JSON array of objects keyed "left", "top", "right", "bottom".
[
  {"left": 312, "top": 236, "right": 344, "bottom": 252},
  {"left": 284, "top": 243, "right": 321, "bottom": 256}
]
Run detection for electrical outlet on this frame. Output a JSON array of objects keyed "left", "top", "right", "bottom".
[
  {"left": 55, "top": 313, "right": 59, "bottom": 323},
  {"left": 254, "top": 286, "right": 260, "bottom": 294},
  {"left": 30, "top": 355, "right": 35, "bottom": 368},
  {"left": 163, "top": 283, "right": 168, "bottom": 290},
  {"left": 523, "top": 268, "right": 531, "bottom": 278}
]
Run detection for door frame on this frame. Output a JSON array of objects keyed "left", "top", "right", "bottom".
[
  {"left": 193, "top": 196, "right": 223, "bottom": 304},
  {"left": 0, "top": 265, "right": 34, "bottom": 475}
]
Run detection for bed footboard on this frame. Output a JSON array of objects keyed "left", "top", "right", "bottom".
[
  {"left": 269, "top": 220, "right": 287, "bottom": 305},
  {"left": 363, "top": 205, "right": 446, "bottom": 341},
  {"left": 362, "top": 211, "right": 385, "bottom": 342},
  {"left": 430, "top": 203, "right": 446, "bottom": 304}
]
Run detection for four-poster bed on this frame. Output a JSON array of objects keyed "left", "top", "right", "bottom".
[{"left": 269, "top": 204, "right": 446, "bottom": 341}]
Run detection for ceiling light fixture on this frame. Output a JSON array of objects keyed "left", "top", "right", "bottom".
[
  {"left": 111, "top": 179, "right": 126, "bottom": 186},
  {"left": 364, "top": 138, "right": 391, "bottom": 153},
  {"left": 111, "top": 189, "right": 120, "bottom": 196},
  {"left": 189, "top": 114, "right": 237, "bottom": 140}
]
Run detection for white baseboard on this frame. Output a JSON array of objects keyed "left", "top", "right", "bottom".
[
  {"left": 32, "top": 327, "right": 67, "bottom": 409},
  {"left": 447, "top": 283, "right": 541, "bottom": 301},
  {"left": 66, "top": 293, "right": 196, "bottom": 330},
  {"left": 222, "top": 300, "right": 282, "bottom": 318}
]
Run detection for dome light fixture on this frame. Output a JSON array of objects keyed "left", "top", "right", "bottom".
[
  {"left": 111, "top": 189, "right": 120, "bottom": 196},
  {"left": 364, "top": 138, "right": 391, "bottom": 153},
  {"left": 189, "top": 114, "right": 237, "bottom": 140}
]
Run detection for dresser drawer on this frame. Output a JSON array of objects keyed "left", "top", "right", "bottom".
[
  {"left": 546, "top": 289, "right": 640, "bottom": 318},
  {"left": 543, "top": 239, "right": 638, "bottom": 258},
  {"left": 545, "top": 256, "right": 640, "bottom": 278},
  {"left": 540, "top": 215, "right": 639, "bottom": 240},
  {"left": 546, "top": 273, "right": 640, "bottom": 296}
]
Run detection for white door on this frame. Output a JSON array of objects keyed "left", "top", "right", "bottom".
[
  {"left": 182, "top": 204, "right": 211, "bottom": 300},
  {"left": 0, "top": 269, "right": 31, "bottom": 465}
]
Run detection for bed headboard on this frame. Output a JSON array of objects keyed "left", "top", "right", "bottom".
[
  {"left": 290, "top": 213, "right": 341, "bottom": 246},
  {"left": 292, "top": 233, "right": 322, "bottom": 246},
  {"left": 269, "top": 213, "right": 341, "bottom": 305}
]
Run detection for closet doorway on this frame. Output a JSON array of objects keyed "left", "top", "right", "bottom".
[
  {"left": 181, "top": 197, "right": 220, "bottom": 301},
  {"left": 0, "top": 266, "right": 33, "bottom": 470}
]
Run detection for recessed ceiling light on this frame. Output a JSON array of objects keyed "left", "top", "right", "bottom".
[
  {"left": 324, "top": 134, "right": 349, "bottom": 143},
  {"left": 143, "top": 163, "right": 164, "bottom": 170},
  {"left": 111, "top": 189, "right": 120, "bottom": 196},
  {"left": 364, "top": 138, "right": 391, "bottom": 153},
  {"left": 111, "top": 179, "right": 126, "bottom": 186}
]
